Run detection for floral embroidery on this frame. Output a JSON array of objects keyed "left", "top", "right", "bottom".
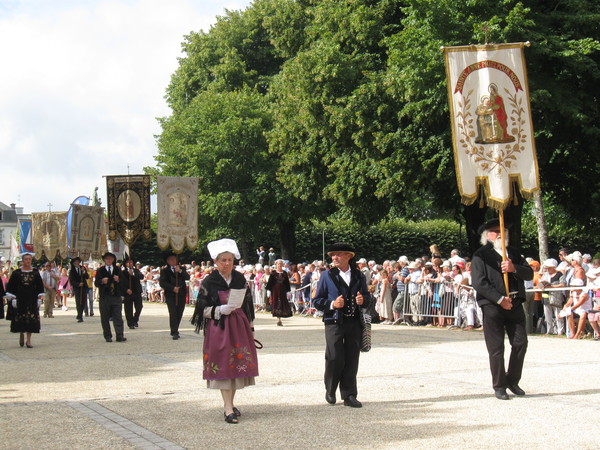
[
  {"left": 203, "top": 354, "right": 220, "bottom": 375},
  {"left": 229, "top": 344, "right": 254, "bottom": 373}
]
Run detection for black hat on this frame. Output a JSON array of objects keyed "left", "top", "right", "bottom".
[
  {"left": 102, "top": 252, "right": 116, "bottom": 261},
  {"left": 477, "top": 218, "right": 511, "bottom": 235},
  {"left": 327, "top": 242, "right": 356, "bottom": 257},
  {"left": 164, "top": 252, "right": 179, "bottom": 262}
]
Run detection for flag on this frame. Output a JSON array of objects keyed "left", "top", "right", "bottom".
[
  {"left": 18, "top": 218, "right": 33, "bottom": 253},
  {"left": 67, "top": 195, "right": 91, "bottom": 247},
  {"left": 106, "top": 175, "right": 151, "bottom": 246},
  {"left": 9, "top": 232, "right": 19, "bottom": 263},
  {"left": 31, "top": 211, "right": 68, "bottom": 260},
  {"left": 443, "top": 42, "right": 540, "bottom": 209},
  {"left": 69, "top": 204, "right": 105, "bottom": 260},
  {"left": 156, "top": 176, "right": 199, "bottom": 253}
]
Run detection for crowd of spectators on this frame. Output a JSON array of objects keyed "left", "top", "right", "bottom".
[{"left": 2, "top": 245, "right": 600, "bottom": 339}]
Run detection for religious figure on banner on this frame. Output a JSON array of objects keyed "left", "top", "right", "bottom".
[
  {"left": 80, "top": 217, "right": 94, "bottom": 241},
  {"left": 117, "top": 189, "right": 141, "bottom": 223},
  {"left": 42, "top": 219, "right": 59, "bottom": 249},
  {"left": 168, "top": 192, "right": 189, "bottom": 228},
  {"left": 475, "top": 85, "right": 515, "bottom": 144}
]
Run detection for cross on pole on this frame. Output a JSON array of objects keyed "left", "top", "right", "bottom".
[{"left": 47, "top": 203, "right": 53, "bottom": 211}]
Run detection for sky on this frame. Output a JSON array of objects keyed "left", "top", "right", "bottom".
[{"left": 0, "top": 0, "right": 252, "bottom": 214}]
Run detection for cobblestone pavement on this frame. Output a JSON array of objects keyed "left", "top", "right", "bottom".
[{"left": 1, "top": 301, "right": 599, "bottom": 449}]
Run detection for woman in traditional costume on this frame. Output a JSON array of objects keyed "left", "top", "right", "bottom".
[
  {"left": 191, "top": 239, "right": 258, "bottom": 424},
  {"left": 5, "top": 253, "right": 44, "bottom": 348},
  {"left": 266, "top": 259, "right": 292, "bottom": 326}
]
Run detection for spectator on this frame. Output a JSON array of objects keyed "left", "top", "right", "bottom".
[
  {"left": 561, "top": 278, "right": 592, "bottom": 339},
  {"left": 376, "top": 269, "right": 393, "bottom": 324},
  {"left": 538, "top": 258, "right": 565, "bottom": 335}
]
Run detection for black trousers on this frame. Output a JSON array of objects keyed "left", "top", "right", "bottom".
[
  {"left": 99, "top": 295, "right": 124, "bottom": 340},
  {"left": 123, "top": 294, "right": 143, "bottom": 327},
  {"left": 324, "top": 316, "right": 362, "bottom": 400},
  {"left": 166, "top": 297, "right": 186, "bottom": 336},
  {"left": 73, "top": 288, "right": 86, "bottom": 320},
  {"left": 481, "top": 302, "right": 528, "bottom": 389}
]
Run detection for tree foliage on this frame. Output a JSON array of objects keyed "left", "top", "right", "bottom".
[{"left": 151, "top": 0, "right": 600, "bottom": 259}]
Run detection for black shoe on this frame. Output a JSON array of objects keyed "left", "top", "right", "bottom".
[
  {"left": 90, "top": 313, "right": 94, "bottom": 316},
  {"left": 494, "top": 388, "right": 510, "bottom": 400},
  {"left": 77, "top": 318, "right": 83, "bottom": 323},
  {"left": 134, "top": 323, "right": 139, "bottom": 328},
  {"left": 343, "top": 396, "right": 362, "bottom": 408},
  {"left": 128, "top": 325, "right": 135, "bottom": 329},
  {"left": 105, "top": 338, "right": 113, "bottom": 343},
  {"left": 507, "top": 383, "right": 525, "bottom": 396},
  {"left": 172, "top": 335, "right": 180, "bottom": 340},
  {"left": 325, "top": 393, "right": 336, "bottom": 405},
  {"left": 116, "top": 336, "right": 127, "bottom": 342}
]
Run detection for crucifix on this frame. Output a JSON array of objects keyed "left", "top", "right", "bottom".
[{"left": 47, "top": 203, "right": 53, "bottom": 212}]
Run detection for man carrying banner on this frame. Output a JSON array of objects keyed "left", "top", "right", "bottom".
[
  {"left": 471, "top": 219, "right": 533, "bottom": 400},
  {"left": 94, "top": 252, "right": 126, "bottom": 342},
  {"left": 159, "top": 253, "right": 190, "bottom": 340},
  {"left": 69, "top": 257, "right": 89, "bottom": 323},
  {"left": 122, "top": 256, "right": 144, "bottom": 329}
]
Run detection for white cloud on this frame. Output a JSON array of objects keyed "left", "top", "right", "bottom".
[{"left": 0, "top": 0, "right": 251, "bottom": 213}]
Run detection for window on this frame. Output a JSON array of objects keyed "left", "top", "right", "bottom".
[{"left": 0, "top": 229, "right": 4, "bottom": 246}]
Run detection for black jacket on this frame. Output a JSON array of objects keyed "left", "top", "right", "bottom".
[
  {"left": 94, "top": 265, "right": 123, "bottom": 297},
  {"left": 159, "top": 265, "right": 190, "bottom": 301},
  {"left": 120, "top": 267, "right": 144, "bottom": 296},
  {"left": 471, "top": 242, "right": 533, "bottom": 307},
  {"left": 68, "top": 265, "right": 89, "bottom": 292}
]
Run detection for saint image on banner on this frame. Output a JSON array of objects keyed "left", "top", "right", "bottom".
[
  {"left": 168, "top": 191, "right": 189, "bottom": 228},
  {"left": 117, "top": 189, "right": 141, "bottom": 223}
]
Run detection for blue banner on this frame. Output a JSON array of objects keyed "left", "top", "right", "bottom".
[
  {"left": 67, "top": 195, "right": 91, "bottom": 246},
  {"left": 18, "top": 219, "right": 33, "bottom": 253}
]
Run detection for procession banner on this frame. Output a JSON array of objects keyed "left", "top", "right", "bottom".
[
  {"left": 31, "top": 211, "right": 68, "bottom": 260},
  {"left": 18, "top": 218, "right": 33, "bottom": 253},
  {"left": 156, "top": 176, "right": 199, "bottom": 253},
  {"left": 106, "top": 175, "right": 151, "bottom": 246},
  {"left": 69, "top": 204, "right": 105, "bottom": 260},
  {"left": 443, "top": 42, "right": 540, "bottom": 209}
]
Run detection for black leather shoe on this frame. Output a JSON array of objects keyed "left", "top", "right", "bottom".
[
  {"left": 343, "top": 396, "right": 362, "bottom": 408},
  {"left": 77, "top": 319, "right": 83, "bottom": 323},
  {"left": 129, "top": 326, "right": 135, "bottom": 329},
  {"left": 325, "top": 393, "right": 336, "bottom": 405},
  {"left": 507, "top": 383, "right": 525, "bottom": 396},
  {"left": 105, "top": 338, "right": 113, "bottom": 343},
  {"left": 116, "top": 336, "right": 127, "bottom": 342},
  {"left": 172, "top": 335, "right": 180, "bottom": 340},
  {"left": 494, "top": 388, "right": 510, "bottom": 400}
]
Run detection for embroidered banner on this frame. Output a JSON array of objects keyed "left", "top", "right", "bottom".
[
  {"left": 106, "top": 175, "right": 151, "bottom": 246},
  {"left": 156, "top": 176, "right": 199, "bottom": 253},
  {"left": 69, "top": 204, "right": 105, "bottom": 260},
  {"left": 31, "top": 211, "right": 68, "bottom": 260},
  {"left": 443, "top": 42, "right": 540, "bottom": 209}
]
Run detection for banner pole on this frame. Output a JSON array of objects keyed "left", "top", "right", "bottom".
[{"left": 498, "top": 209, "right": 510, "bottom": 296}]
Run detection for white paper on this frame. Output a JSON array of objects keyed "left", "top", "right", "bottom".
[
  {"left": 558, "top": 307, "right": 571, "bottom": 318},
  {"left": 227, "top": 289, "right": 246, "bottom": 308}
]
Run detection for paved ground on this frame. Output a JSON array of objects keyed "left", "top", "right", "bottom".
[{"left": 1, "top": 301, "right": 599, "bottom": 450}]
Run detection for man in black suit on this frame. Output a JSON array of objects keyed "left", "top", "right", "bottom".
[
  {"left": 121, "top": 256, "right": 144, "bottom": 329},
  {"left": 69, "top": 257, "right": 89, "bottom": 323},
  {"left": 471, "top": 218, "right": 533, "bottom": 400},
  {"left": 313, "top": 243, "right": 371, "bottom": 408},
  {"left": 159, "top": 253, "right": 190, "bottom": 340},
  {"left": 94, "top": 252, "right": 126, "bottom": 342}
]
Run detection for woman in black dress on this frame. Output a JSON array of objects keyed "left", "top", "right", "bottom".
[
  {"left": 266, "top": 259, "right": 292, "bottom": 326},
  {"left": 5, "top": 253, "right": 44, "bottom": 348}
]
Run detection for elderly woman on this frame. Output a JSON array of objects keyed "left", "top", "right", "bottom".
[
  {"left": 266, "top": 259, "right": 292, "bottom": 326},
  {"left": 191, "top": 239, "right": 258, "bottom": 424},
  {"left": 5, "top": 253, "right": 44, "bottom": 348},
  {"left": 561, "top": 278, "right": 592, "bottom": 339}
]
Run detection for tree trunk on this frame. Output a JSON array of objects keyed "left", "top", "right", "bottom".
[
  {"left": 279, "top": 220, "right": 296, "bottom": 262},
  {"left": 532, "top": 189, "right": 549, "bottom": 263}
]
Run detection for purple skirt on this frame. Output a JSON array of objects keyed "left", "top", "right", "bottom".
[{"left": 203, "top": 308, "right": 259, "bottom": 381}]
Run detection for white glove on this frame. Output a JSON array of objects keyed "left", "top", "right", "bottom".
[
  {"left": 11, "top": 299, "right": 17, "bottom": 309},
  {"left": 203, "top": 306, "right": 221, "bottom": 320},
  {"left": 267, "top": 290, "right": 271, "bottom": 298},
  {"left": 219, "top": 304, "right": 237, "bottom": 316}
]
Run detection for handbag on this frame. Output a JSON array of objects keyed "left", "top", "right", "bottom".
[
  {"left": 548, "top": 291, "right": 565, "bottom": 308},
  {"left": 360, "top": 308, "right": 372, "bottom": 352}
]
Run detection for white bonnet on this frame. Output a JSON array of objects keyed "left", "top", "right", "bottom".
[{"left": 207, "top": 238, "right": 241, "bottom": 260}]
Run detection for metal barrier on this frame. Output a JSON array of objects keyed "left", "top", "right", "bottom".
[{"left": 401, "top": 280, "right": 460, "bottom": 325}]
